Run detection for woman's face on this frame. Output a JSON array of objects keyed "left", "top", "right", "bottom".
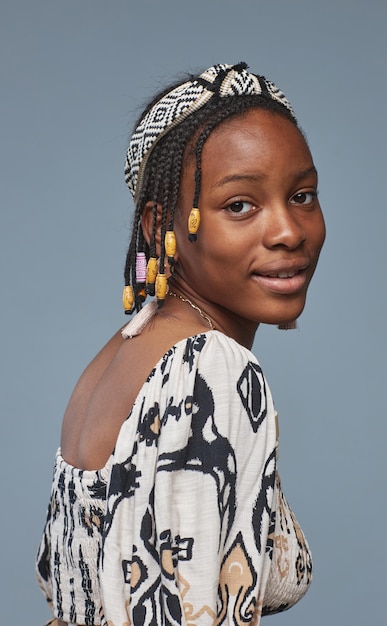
[{"left": 173, "top": 108, "right": 325, "bottom": 339}]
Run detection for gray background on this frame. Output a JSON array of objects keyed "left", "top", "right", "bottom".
[{"left": 1, "top": 1, "right": 386, "bottom": 624}]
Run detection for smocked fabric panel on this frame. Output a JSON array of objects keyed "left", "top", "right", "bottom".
[{"left": 36, "top": 454, "right": 112, "bottom": 624}]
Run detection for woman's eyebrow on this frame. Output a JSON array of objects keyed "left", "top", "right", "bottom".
[
  {"left": 212, "top": 172, "right": 267, "bottom": 188},
  {"left": 213, "top": 166, "right": 318, "bottom": 189},
  {"left": 293, "top": 166, "right": 318, "bottom": 182}
]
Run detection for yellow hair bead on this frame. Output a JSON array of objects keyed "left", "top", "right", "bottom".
[
  {"left": 122, "top": 285, "right": 134, "bottom": 314},
  {"left": 188, "top": 207, "right": 200, "bottom": 242},
  {"left": 165, "top": 230, "right": 176, "bottom": 258},
  {"left": 146, "top": 257, "right": 158, "bottom": 285},
  {"left": 155, "top": 272, "right": 168, "bottom": 301}
]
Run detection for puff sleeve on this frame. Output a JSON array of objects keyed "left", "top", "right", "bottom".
[{"left": 100, "top": 332, "right": 277, "bottom": 626}]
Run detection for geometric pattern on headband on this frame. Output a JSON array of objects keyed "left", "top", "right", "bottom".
[{"left": 125, "top": 62, "right": 295, "bottom": 201}]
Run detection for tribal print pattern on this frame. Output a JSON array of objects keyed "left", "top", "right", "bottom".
[
  {"left": 36, "top": 452, "right": 111, "bottom": 624},
  {"left": 37, "top": 330, "right": 312, "bottom": 625}
]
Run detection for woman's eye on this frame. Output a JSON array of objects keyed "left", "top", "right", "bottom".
[
  {"left": 226, "top": 201, "right": 254, "bottom": 214},
  {"left": 290, "top": 191, "right": 317, "bottom": 205}
]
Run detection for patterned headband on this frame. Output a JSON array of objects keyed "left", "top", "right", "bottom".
[{"left": 125, "top": 62, "right": 295, "bottom": 201}]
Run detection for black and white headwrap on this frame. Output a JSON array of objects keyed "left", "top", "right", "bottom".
[{"left": 125, "top": 62, "right": 295, "bottom": 202}]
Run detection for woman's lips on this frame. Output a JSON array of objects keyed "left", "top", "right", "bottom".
[{"left": 252, "top": 260, "right": 309, "bottom": 295}]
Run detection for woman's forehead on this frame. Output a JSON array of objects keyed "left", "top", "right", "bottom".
[{"left": 200, "top": 109, "right": 312, "bottom": 175}]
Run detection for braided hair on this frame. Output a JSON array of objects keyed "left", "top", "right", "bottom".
[{"left": 124, "top": 74, "right": 299, "bottom": 312}]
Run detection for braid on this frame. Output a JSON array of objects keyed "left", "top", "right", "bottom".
[
  {"left": 137, "top": 229, "right": 146, "bottom": 256},
  {"left": 123, "top": 90, "right": 299, "bottom": 311},
  {"left": 169, "top": 152, "right": 182, "bottom": 229},
  {"left": 124, "top": 206, "right": 140, "bottom": 287},
  {"left": 150, "top": 201, "right": 157, "bottom": 259},
  {"left": 158, "top": 153, "right": 173, "bottom": 273},
  {"left": 131, "top": 213, "right": 141, "bottom": 285}
]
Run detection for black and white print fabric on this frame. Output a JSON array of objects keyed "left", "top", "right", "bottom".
[
  {"left": 125, "top": 62, "right": 295, "bottom": 201},
  {"left": 36, "top": 329, "right": 312, "bottom": 626},
  {"left": 36, "top": 452, "right": 111, "bottom": 624}
]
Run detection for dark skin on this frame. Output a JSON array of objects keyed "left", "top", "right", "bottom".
[
  {"left": 59, "top": 109, "right": 325, "bottom": 626},
  {"left": 171, "top": 109, "right": 325, "bottom": 345}
]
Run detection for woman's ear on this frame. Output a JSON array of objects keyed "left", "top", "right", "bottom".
[{"left": 141, "top": 201, "right": 163, "bottom": 256}]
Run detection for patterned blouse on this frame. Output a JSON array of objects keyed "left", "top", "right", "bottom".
[{"left": 36, "top": 308, "right": 312, "bottom": 626}]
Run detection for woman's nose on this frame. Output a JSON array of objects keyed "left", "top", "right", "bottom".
[{"left": 262, "top": 205, "right": 306, "bottom": 250}]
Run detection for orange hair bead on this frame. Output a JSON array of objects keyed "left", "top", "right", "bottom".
[{"left": 137, "top": 287, "right": 147, "bottom": 303}]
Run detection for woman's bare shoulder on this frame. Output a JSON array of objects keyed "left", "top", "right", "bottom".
[
  {"left": 60, "top": 311, "right": 208, "bottom": 470},
  {"left": 59, "top": 326, "right": 127, "bottom": 467}
]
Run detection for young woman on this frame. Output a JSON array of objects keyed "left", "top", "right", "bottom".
[{"left": 36, "top": 62, "right": 325, "bottom": 626}]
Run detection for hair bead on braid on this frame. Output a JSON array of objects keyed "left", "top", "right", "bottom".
[
  {"left": 137, "top": 288, "right": 147, "bottom": 304},
  {"left": 165, "top": 227, "right": 177, "bottom": 266},
  {"left": 145, "top": 257, "right": 158, "bottom": 296},
  {"left": 188, "top": 166, "right": 202, "bottom": 242},
  {"left": 122, "top": 62, "right": 299, "bottom": 313},
  {"left": 136, "top": 252, "right": 147, "bottom": 283},
  {"left": 155, "top": 272, "right": 168, "bottom": 306},
  {"left": 135, "top": 251, "right": 147, "bottom": 305},
  {"left": 122, "top": 285, "right": 134, "bottom": 315},
  {"left": 188, "top": 208, "right": 200, "bottom": 242},
  {"left": 155, "top": 205, "right": 168, "bottom": 305}
]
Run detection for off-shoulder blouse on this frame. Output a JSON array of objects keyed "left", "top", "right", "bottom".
[{"left": 36, "top": 307, "right": 312, "bottom": 625}]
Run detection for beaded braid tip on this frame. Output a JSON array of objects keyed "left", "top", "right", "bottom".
[
  {"left": 188, "top": 207, "right": 200, "bottom": 243},
  {"left": 165, "top": 230, "right": 177, "bottom": 265},
  {"left": 155, "top": 272, "right": 168, "bottom": 308},
  {"left": 137, "top": 287, "right": 147, "bottom": 304},
  {"left": 136, "top": 252, "right": 147, "bottom": 283},
  {"left": 145, "top": 256, "right": 158, "bottom": 295},
  {"left": 122, "top": 285, "right": 134, "bottom": 315}
]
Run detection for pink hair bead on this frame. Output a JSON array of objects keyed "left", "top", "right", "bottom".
[{"left": 136, "top": 252, "right": 147, "bottom": 283}]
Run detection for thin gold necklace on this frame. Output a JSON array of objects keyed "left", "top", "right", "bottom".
[{"left": 168, "top": 291, "right": 215, "bottom": 330}]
